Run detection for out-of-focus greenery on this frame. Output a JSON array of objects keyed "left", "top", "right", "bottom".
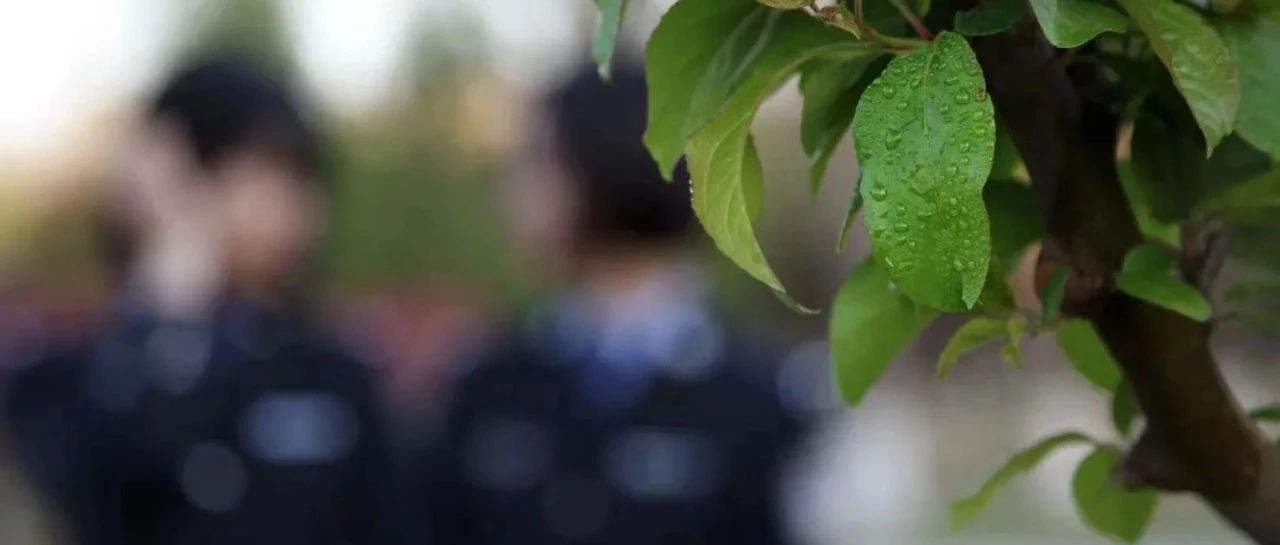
[{"left": 321, "top": 18, "right": 525, "bottom": 301}]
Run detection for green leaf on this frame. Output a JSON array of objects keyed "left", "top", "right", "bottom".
[
  {"left": 854, "top": 32, "right": 995, "bottom": 311},
  {"left": 1201, "top": 168, "right": 1280, "bottom": 223},
  {"left": 1042, "top": 267, "right": 1069, "bottom": 325},
  {"left": 1057, "top": 319, "right": 1122, "bottom": 392},
  {"left": 1002, "top": 314, "right": 1028, "bottom": 366},
  {"left": 1115, "top": 244, "right": 1213, "bottom": 321},
  {"left": 800, "top": 54, "right": 887, "bottom": 193},
  {"left": 1129, "top": 96, "right": 1208, "bottom": 222},
  {"left": 643, "top": 0, "right": 771, "bottom": 179},
  {"left": 690, "top": 119, "right": 782, "bottom": 289},
  {"left": 1111, "top": 382, "right": 1139, "bottom": 437},
  {"left": 591, "top": 0, "right": 629, "bottom": 80},
  {"left": 955, "top": 0, "right": 1025, "bottom": 36},
  {"left": 837, "top": 181, "right": 865, "bottom": 253},
  {"left": 1121, "top": 243, "right": 1175, "bottom": 275},
  {"left": 1116, "top": 0, "right": 1239, "bottom": 152},
  {"left": 951, "top": 431, "right": 1093, "bottom": 529},
  {"left": 1249, "top": 404, "right": 1280, "bottom": 420},
  {"left": 1218, "top": 17, "right": 1280, "bottom": 159},
  {"left": 937, "top": 317, "right": 1007, "bottom": 379},
  {"left": 1029, "top": 0, "right": 1129, "bottom": 47},
  {"left": 830, "top": 257, "right": 936, "bottom": 405},
  {"left": 1072, "top": 447, "right": 1159, "bottom": 543},
  {"left": 685, "top": 10, "right": 876, "bottom": 296},
  {"left": 1205, "top": 135, "right": 1276, "bottom": 193},
  {"left": 1116, "top": 160, "right": 1182, "bottom": 247}
]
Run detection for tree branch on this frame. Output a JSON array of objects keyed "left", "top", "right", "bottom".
[{"left": 972, "top": 23, "right": 1280, "bottom": 544}]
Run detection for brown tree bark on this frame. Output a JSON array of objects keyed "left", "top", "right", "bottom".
[{"left": 971, "top": 22, "right": 1280, "bottom": 545}]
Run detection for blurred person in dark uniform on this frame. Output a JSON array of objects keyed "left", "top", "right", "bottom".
[
  {"left": 2, "top": 58, "right": 395, "bottom": 545},
  {"left": 414, "top": 64, "right": 802, "bottom": 545}
]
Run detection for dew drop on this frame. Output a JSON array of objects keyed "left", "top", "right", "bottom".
[
  {"left": 976, "top": 89, "right": 988, "bottom": 101},
  {"left": 959, "top": 140, "right": 972, "bottom": 152},
  {"left": 872, "top": 224, "right": 888, "bottom": 236},
  {"left": 896, "top": 101, "right": 909, "bottom": 111},
  {"left": 871, "top": 186, "right": 889, "bottom": 201},
  {"left": 894, "top": 222, "right": 910, "bottom": 233},
  {"left": 884, "top": 85, "right": 896, "bottom": 98},
  {"left": 953, "top": 259, "right": 964, "bottom": 271},
  {"left": 939, "top": 103, "right": 951, "bottom": 115},
  {"left": 954, "top": 92, "right": 970, "bottom": 105},
  {"left": 945, "top": 75, "right": 958, "bottom": 86},
  {"left": 947, "top": 197, "right": 958, "bottom": 206},
  {"left": 886, "top": 131, "right": 902, "bottom": 150},
  {"left": 945, "top": 165, "right": 959, "bottom": 176},
  {"left": 910, "top": 77, "right": 922, "bottom": 89},
  {"left": 917, "top": 208, "right": 933, "bottom": 219}
]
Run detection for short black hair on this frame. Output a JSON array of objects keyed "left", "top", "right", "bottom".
[
  {"left": 149, "top": 57, "right": 322, "bottom": 181},
  {"left": 546, "top": 63, "right": 694, "bottom": 245}
]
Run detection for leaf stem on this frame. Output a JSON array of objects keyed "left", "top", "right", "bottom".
[
  {"left": 888, "top": 0, "right": 934, "bottom": 40},
  {"left": 812, "top": 0, "right": 928, "bottom": 51}
]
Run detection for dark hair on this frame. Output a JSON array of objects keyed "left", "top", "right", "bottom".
[
  {"left": 546, "top": 63, "right": 694, "bottom": 246},
  {"left": 149, "top": 57, "right": 322, "bottom": 181}
]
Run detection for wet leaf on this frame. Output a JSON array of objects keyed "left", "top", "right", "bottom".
[{"left": 853, "top": 32, "right": 995, "bottom": 311}]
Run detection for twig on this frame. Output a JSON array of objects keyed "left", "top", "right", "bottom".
[
  {"left": 812, "top": 0, "right": 929, "bottom": 51},
  {"left": 888, "top": 0, "right": 934, "bottom": 40}
]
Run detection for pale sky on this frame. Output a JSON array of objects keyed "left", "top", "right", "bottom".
[{"left": 0, "top": 0, "right": 622, "bottom": 164}]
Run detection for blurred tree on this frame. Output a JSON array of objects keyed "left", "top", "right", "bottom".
[
  {"left": 324, "top": 17, "right": 523, "bottom": 301},
  {"left": 183, "top": 0, "right": 298, "bottom": 80}
]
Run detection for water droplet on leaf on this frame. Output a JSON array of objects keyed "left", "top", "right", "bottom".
[{"left": 886, "top": 132, "right": 902, "bottom": 150}]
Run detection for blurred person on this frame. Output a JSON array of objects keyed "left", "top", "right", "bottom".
[
  {"left": 413, "top": 64, "right": 802, "bottom": 545},
  {"left": 2, "top": 58, "right": 396, "bottom": 545}
]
